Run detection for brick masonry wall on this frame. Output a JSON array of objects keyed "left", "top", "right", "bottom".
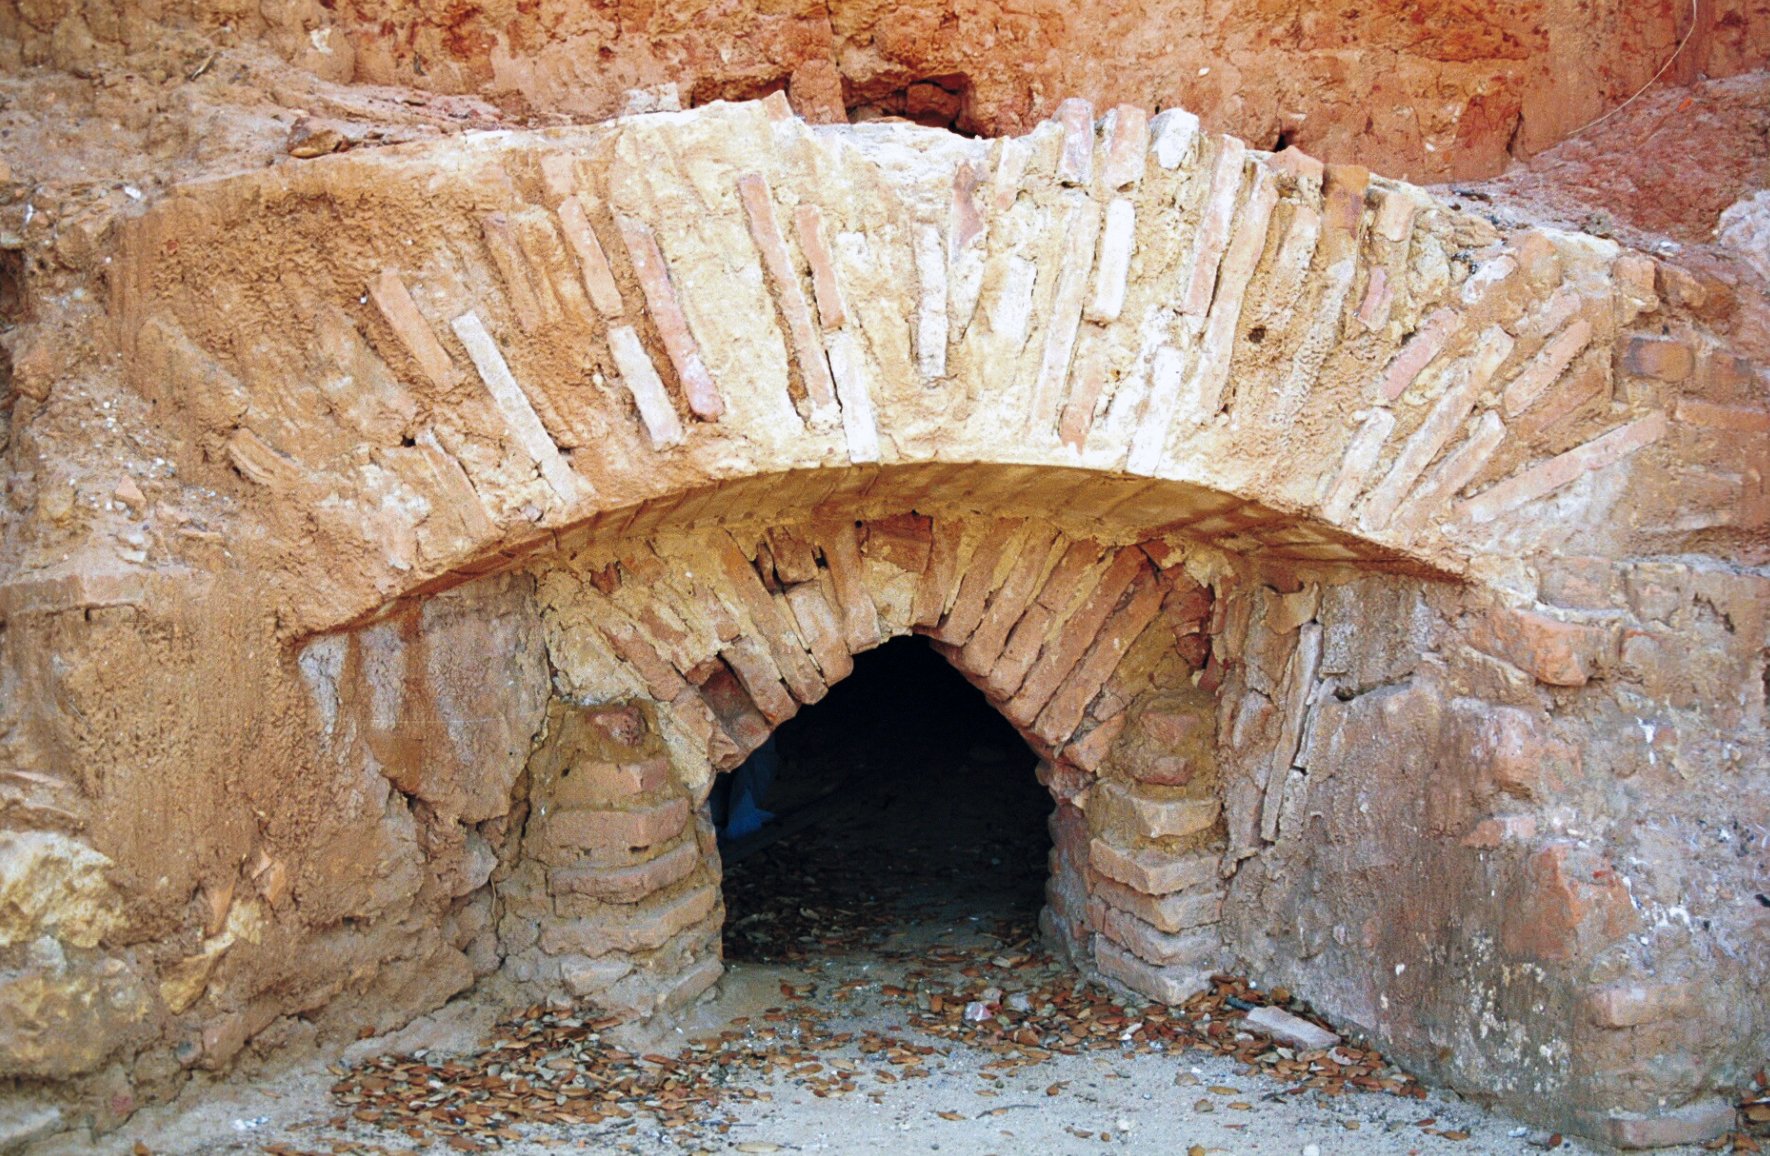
[{"left": 1, "top": 95, "right": 1764, "bottom": 1148}]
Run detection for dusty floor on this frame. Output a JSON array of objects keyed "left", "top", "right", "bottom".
[{"left": 105, "top": 642, "right": 1740, "bottom": 1156}]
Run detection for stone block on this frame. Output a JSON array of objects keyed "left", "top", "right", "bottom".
[{"left": 1595, "top": 1099, "right": 1738, "bottom": 1149}]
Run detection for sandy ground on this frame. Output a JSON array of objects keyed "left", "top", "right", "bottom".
[{"left": 106, "top": 944, "right": 1653, "bottom": 1156}]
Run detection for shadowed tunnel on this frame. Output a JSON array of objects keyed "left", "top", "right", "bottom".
[{"left": 716, "top": 636, "right": 1053, "bottom": 964}]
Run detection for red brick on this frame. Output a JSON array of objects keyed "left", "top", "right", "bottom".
[
  {"left": 542, "top": 797, "right": 690, "bottom": 854},
  {"left": 1377, "top": 306, "right": 1459, "bottom": 402},
  {"left": 793, "top": 204, "right": 847, "bottom": 330},
  {"left": 1006, "top": 547, "right": 1148, "bottom": 727},
  {"left": 481, "top": 212, "right": 549, "bottom": 332},
  {"left": 369, "top": 269, "right": 456, "bottom": 388},
  {"left": 1053, "top": 97, "right": 1094, "bottom": 186},
  {"left": 1099, "top": 103, "right": 1149, "bottom": 189},
  {"left": 669, "top": 688, "right": 741, "bottom": 770},
  {"left": 1032, "top": 571, "right": 1166, "bottom": 743},
  {"left": 1089, "top": 840, "right": 1216, "bottom": 896},
  {"left": 713, "top": 533, "right": 825, "bottom": 704},
  {"left": 1090, "top": 877, "right": 1222, "bottom": 935},
  {"left": 1058, "top": 341, "right": 1109, "bottom": 448},
  {"left": 736, "top": 173, "right": 839, "bottom": 425},
  {"left": 1459, "top": 814, "right": 1536, "bottom": 848},
  {"left": 1321, "top": 163, "right": 1369, "bottom": 235},
  {"left": 1060, "top": 713, "right": 1125, "bottom": 772},
  {"left": 584, "top": 603, "right": 689, "bottom": 699},
  {"left": 1469, "top": 606, "right": 1611, "bottom": 687},
  {"left": 783, "top": 580, "right": 854, "bottom": 685},
  {"left": 1584, "top": 982, "right": 1696, "bottom": 1029},
  {"left": 861, "top": 513, "right": 933, "bottom": 573},
  {"left": 693, "top": 661, "right": 773, "bottom": 760},
  {"left": 1125, "top": 754, "right": 1200, "bottom": 787},
  {"left": 1500, "top": 843, "right": 1636, "bottom": 962},
  {"left": 960, "top": 526, "right": 1063, "bottom": 675},
  {"left": 551, "top": 838, "right": 701, "bottom": 904},
  {"left": 816, "top": 519, "right": 882, "bottom": 651},
  {"left": 1088, "top": 780, "right": 1221, "bottom": 842},
  {"left": 1088, "top": 893, "right": 1220, "bottom": 960},
  {"left": 1447, "top": 702, "right": 1576, "bottom": 803},
  {"left": 555, "top": 195, "right": 625, "bottom": 318},
  {"left": 1511, "top": 358, "right": 1609, "bottom": 443},
  {"left": 911, "top": 518, "right": 964, "bottom": 627},
  {"left": 539, "top": 883, "right": 718, "bottom": 956},
  {"left": 618, "top": 217, "right": 725, "bottom": 419},
  {"left": 1675, "top": 397, "right": 1770, "bottom": 434},
  {"left": 582, "top": 704, "right": 651, "bottom": 752},
  {"left": 984, "top": 540, "right": 1107, "bottom": 698},
  {"left": 766, "top": 526, "right": 820, "bottom": 585},
  {"left": 1093, "top": 938, "right": 1211, "bottom": 1005},
  {"left": 719, "top": 636, "right": 797, "bottom": 725},
  {"left": 934, "top": 519, "right": 1025, "bottom": 644},
  {"left": 1597, "top": 1100, "right": 1738, "bottom": 1149},
  {"left": 1621, "top": 334, "right": 1694, "bottom": 382},
  {"left": 551, "top": 756, "right": 671, "bottom": 808}
]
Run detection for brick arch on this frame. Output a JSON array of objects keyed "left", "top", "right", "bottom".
[
  {"left": 118, "top": 93, "right": 1675, "bottom": 643},
  {"left": 66, "top": 92, "right": 1759, "bottom": 1148},
  {"left": 496, "top": 501, "right": 1243, "bottom": 1023}
]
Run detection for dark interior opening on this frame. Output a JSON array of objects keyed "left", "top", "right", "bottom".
[
  {"left": 717, "top": 634, "right": 1050, "bottom": 963},
  {"left": 846, "top": 73, "right": 980, "bottom": 137},
  {"left": 0, "top": 249, "right": 27, "bottom": 329}
]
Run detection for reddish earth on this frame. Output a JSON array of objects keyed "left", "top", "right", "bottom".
[{"left": 3, "top": 0, "right": 1769, "bottom": 182}]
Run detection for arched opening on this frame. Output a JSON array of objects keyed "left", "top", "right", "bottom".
[{"left": 718, "top": 635, "right": 1049, "bottom": 966}]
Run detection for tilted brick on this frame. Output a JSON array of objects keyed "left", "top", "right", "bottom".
[{"left": 1088, "top": 840, "right": 1216, "bottom": 895}]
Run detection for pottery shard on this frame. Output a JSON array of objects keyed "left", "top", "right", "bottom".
[{"left": 1244, "top": 1005, "right": 1340, "bottom": 1051}]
